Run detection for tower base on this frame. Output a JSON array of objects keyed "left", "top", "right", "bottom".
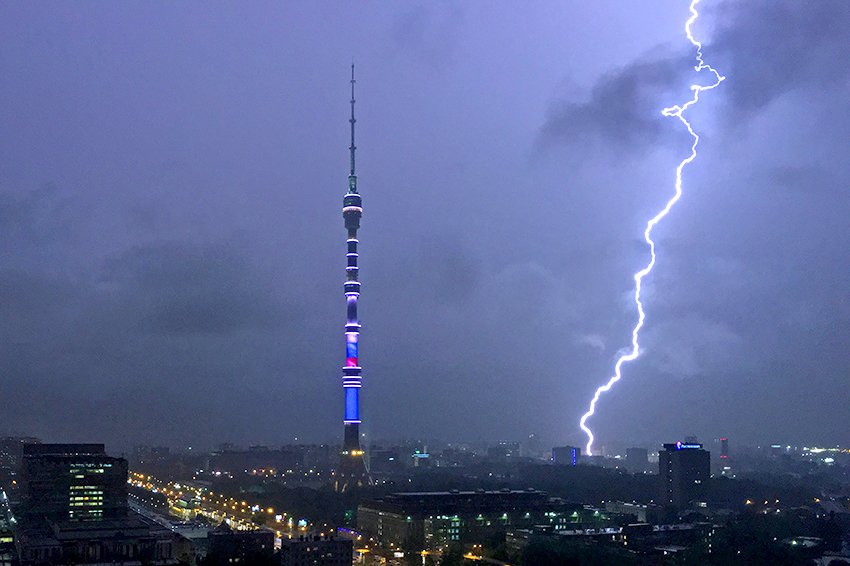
[{"left": 336, "top": 422, "right": 370, "bottom": 492}]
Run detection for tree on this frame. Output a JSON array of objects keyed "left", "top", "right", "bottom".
[{"left": 441, "top": 544, "right": 465, "bottom": 566}]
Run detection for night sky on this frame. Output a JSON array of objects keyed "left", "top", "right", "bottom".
[{"left": 0, "top": 1, "right": 847, "bottom": 450}]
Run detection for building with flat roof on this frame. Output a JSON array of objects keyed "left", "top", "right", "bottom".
[
  {"left": 506, "top": 521, "right": 716, "bottom": 561},
  {"left": 206, "top": 522, "right": 275, "bottom": 565},
  {"left": 552, "top": 446, "right": 580, "bottom": 466},
  {"left": 16, "top": 514, "right": 177, "bottom": 565},
  {"left": 358, "top": 490, "right": 586, "bottom": 551},
  {"left": 19, "top": 444, "right": 127, "bottom": 525},
  {"left": 280, "top": 534, "right": 352, "bottom": 566},
  {"left": 626, "top": 447, "right": 649, "bottom": 473},
  {"left": 659, "top": 442, "right": 710, "bottom": 510}
]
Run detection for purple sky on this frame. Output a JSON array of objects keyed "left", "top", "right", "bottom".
[{"left": 0, "top": 1, "right": 847, "bottom": 451}]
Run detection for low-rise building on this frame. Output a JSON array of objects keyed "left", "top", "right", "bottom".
[
  {"left": 205, "top": 522, "right": 274, "bottom": 565},
  {"left": 16, "top": 514, "right": 178, "bottom": 565},
  {"left": 358, "top": 489, "right": 587, "bottom": 551},
  {"left": 507, "top": 521, "right": 717, "bottom": 560},
  {"left": 280, "top": 534, "right": 352, "bottom": 566}
]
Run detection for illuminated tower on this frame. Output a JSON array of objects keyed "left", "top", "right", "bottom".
[{"left": 337, "top": 65, "right": 369, "bottom": 490}]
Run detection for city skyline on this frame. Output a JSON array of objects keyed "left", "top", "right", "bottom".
[{"left": 0, "top": 1, "right": 848, "bottom": 449}]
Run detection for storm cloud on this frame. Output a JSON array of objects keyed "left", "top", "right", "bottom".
[
  {"left": 539, "top": 0, "right": 850, "bottom": 150},
  {"left": 0, "top": 0, "right": 847, "bottom": 450}
]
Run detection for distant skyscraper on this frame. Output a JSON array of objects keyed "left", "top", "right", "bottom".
[
  {"left": 337, "top": 65, "right": 369, "bottom": 491},
  {"left": 659, "top": 442, "right": 710, "bottom": 510},
  {"left": 626, "top": 447, "right": 649, "bottom": 473},
  {"left": 0, "top": 436, "right": 40, "bottom": 495},
  {"left": 552, "top": 446, "right": 580, "bottom": 466},
  {"left": 19, "top": 444, "right": 127, "bottom": 524},
  {"left": 719, "top": 438, "right": 729, "bottom": 460},
  {"left": 715, "top": 437, "right": 733, "bottom": 477},
  {"left": 488, "top": 442, "right": 520, "bottom": 462}
]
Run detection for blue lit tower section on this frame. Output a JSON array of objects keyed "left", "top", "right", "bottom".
[{"left": 338, "top": 65, "right": 369, "bottom": 490}]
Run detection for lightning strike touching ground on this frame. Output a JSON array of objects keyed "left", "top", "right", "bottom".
[{"left": 578, "top": 0, "right": 725, "bottom": 456}]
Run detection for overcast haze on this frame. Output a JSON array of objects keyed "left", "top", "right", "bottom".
[{"left": 0, "top": 1, "right": 847, "bottom": 450}]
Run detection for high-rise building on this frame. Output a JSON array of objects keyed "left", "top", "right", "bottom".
[
  {"left": 552, "top": 446, "right": 580, "bottom": 466},
  {"left": 626, "top": 447, "right": 649, "bottom": 473},
  {"left": 337, "top": 65, "right": 370, "bottom": 491},
  {"left": 719, "top": 438, "right": 729, "bottom": 460},
  {"left": 0, "top": 437, "right": 40, "bottom": 495},
  {"left": 715, "top": 437, "right": 734, "bottom": 477},
  {"left": 1, "top": 491, "right": 15, "bottom": 566},
  {"left": 658, "top": 442, "right": 710, "bottom": 510},
  {"left": 19, "top": 444, "right": 127, "bottom": 524}
]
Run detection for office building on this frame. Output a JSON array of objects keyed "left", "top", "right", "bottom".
[
  {"left": 19, "top": 444, "right": 127, "bottom": 525},
  {"left": 658, "top": 442, "right": 710, "bottom": 510},
  {"left": 487, "top": 442, "right": 520, "bottom": 462},
  {"left": 552, "top": 446, "right": 580, "bottom": 466},
  {"left": 369, "top": 449, "right": 404, "bottom": 475},
  {"left": 0, "top": 491, "right": 14, "bottom": 566},
  {"left": 0, "top": 437, "right": 40, "bottom": 495},
  {"left": 626, "top": 447, "right": 649, "bottom": 473},
  {"left": 16, "top": 515, "right": 177, "bottom": 565},
  {"left": 280, "top": 534, "right": 353, "bottom": 566},
  {"left": 206, "top": 522, "right": 275, "bottom": 565}
]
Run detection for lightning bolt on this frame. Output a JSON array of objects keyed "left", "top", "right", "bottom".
[{"left": 578, "top": 0, "right": 725, "bottom": 456}]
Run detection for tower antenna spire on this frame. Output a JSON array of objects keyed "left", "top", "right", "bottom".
[{"left": 349, "top": 64, "right": 356, "bottom": 180}]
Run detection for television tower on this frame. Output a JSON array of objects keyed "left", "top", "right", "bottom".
[{"left": 337, "top": 64, "right": 370, "bottom": 491}]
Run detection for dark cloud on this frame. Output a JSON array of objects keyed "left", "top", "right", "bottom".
[
  {"left": 0, "top": 185, "right": 75, "bottom": 251},
  {"left": 539, "top": 0, "right": 850, "bottom": 151},
  {"left": 712, "top": 0, "right": 850, "bottom": 119},
  {"left": 0, "top": 269, "right": 78, "bottom": 322},
  {"left": 0, "top": 187, "right": 311, "bottom": 444},
  {"left": 419, "top": 236, "right": 479, "bottom": 302},
  {"left": 102, "top": 242, "right": 286, "bottom": 335},
  {"left": 539, "top": 53, "right": 688, "bottom": 150},
  {"left": 389, "top": 4, "right": 465, "bottom": 68}
]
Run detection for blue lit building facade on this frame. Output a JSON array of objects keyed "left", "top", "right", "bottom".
[{"left": 552, "top": 445, "right": 581, "bottom": 466}]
